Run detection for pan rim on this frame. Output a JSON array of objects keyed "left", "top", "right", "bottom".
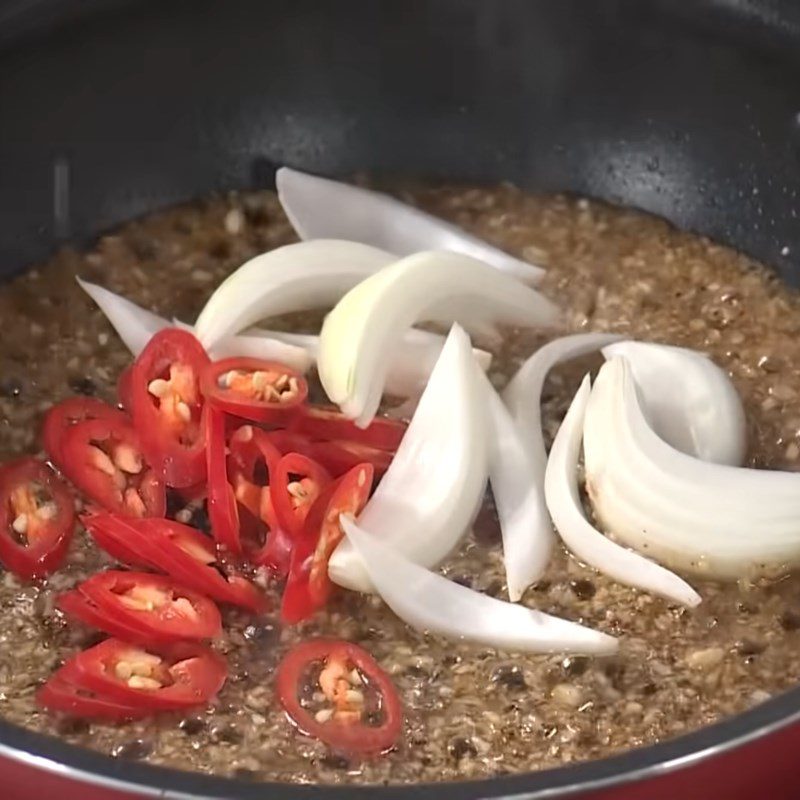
[{"left": 2, "top": 677, "right": 800, "bottom": 798}]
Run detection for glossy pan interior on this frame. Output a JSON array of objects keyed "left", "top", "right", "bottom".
[{"left": 1, "top": 1, "right": 800, "bottom": 797}]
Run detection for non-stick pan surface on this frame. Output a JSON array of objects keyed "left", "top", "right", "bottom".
[{"left": 2, "top": 1, "right": 800, "bottom": 797}]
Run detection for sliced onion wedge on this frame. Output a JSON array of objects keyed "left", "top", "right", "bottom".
[
  {"left": 77, "top": 277, "right": 170, "bottom": 355},
  {"left": 479, "top": 368, "right": 552, "bottom": 601},
  {"left": 276, "top": 167, "right": 544, "bottom": 285},
  {"left": 318, "top": 251, "right": 559, "bottom": 426},
  {"left": 328, "top": 324, "right": 488, "bottom": 593},
  {"left": 503, "top": 333, "right": 623, "bottom": 475},
  {"left": 171, "top": 320, "right": 313, "bottom": 372},
  {"left": 264, "top": 327, "right": 492, "bottom": 399},
  {"left": 341, "top": 515, "right": 618, "bottom": 656},
  {"left": 584, "top": 357, "right": 800, "bottom": 581},
  {"left": 601, "top": 341, "right": 746, "bottom": 465},
  {"left": 545, "top": 374, "right": 702, "bottom": 607},
  {"left": 193, "top": 239, "right": 396, "bottom": 350},
  {"left": 78, "top": 278, "right": 313, "bottom": 371}
]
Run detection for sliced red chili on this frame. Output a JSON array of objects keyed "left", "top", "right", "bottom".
[
  {"left": 200, "top": 357, "right": 308, "bottom": 424},
  {"left": 57, "top": 589, "right": 160, "bottom": 643},
  {"left": 250, "top": 524, "right": 293, "bottom": 578},
  {"left": 206, "top": 407, "right": 241, "bottom": 555},
  {"left": 289, "top": 405, "right": 406, "bottom": 451},
  {"left": 308, "top": 440, "right": 393, "bottom": 479},
  {"left": 282, "top": 463, "right": 373, "bottom": 624},
  {"left": 276, "top": 639, "right": 402, "bottom": 756},
  {"left": 77, "top": 571, "right": 222, "bottom": 641},
  {"left": 228, "top": 424, "right": 287, "bottom": 560},
  {"left": 267, "top": 431, "right": 391, "bottom": 479},
  {"left": 0, "top": 458, "right": 75, "bottom": 579},
  {"left": 37, "top": 661, "right": 150, "bottom": 720},
  {"left": 69, "top": 638, "right": 227, "bottom": 711},
  {"left": 117, "top": 364, "right": 135, "bottom": 411},
  {"left": 61, "top": 417, "right": 165, "bottom": 517},
  {"left": 130, "top": 328, "right": 210, "bottom": 488},
  {"left": 42, "top": 397, "right": 128, "bottom": 472},
  {"left": 270, "top": 453, "right": 331, "bottom": 538},
  {"left": 83, "top": 513, "right": 267, "bottom": 613}
]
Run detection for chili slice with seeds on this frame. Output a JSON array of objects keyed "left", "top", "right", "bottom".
[
  {"left": 200, "top": 357, "right": 308, "bottom": 424},
  {"left": 130, "top": 328, "right": 211, "bottom": 488},
  {"left": 42, "top": 397, "right": 128, "bottom": 472},
  {"left": 270, "top": 453, "right": 331, "bottom": 539},
  {"left": 68, "top": 638, "right": 227, "bottom": 711},
  {"left": 282, "top": 463, "right": 373, "bottom": 623},
  {"left": 78, "top": 571, "right": 222, "bottom": 641},
  {"left": 58, "top": 589, "right": 162, "bottom": 643},
  {"left": 206, "top": 407, "right": 242, "bottom": 554},
  {"left": 60, "top": 417, "right": 165, "bottom": 517},
  {"left": 0, "top": 457, "right": 75, "bottom": 579},
  {"left": 83, "top": 512, "right": 267, "bottom": 613},
  {"left": 277, "top": 639, "right": 402, "bottom": 755},
  {"left": 37, "top": 661, "right": 149, "bottom": 720}
]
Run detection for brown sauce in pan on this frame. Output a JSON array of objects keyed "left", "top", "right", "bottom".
[{"left": 0, "top": 184, "right": 799, "bottom": 783}]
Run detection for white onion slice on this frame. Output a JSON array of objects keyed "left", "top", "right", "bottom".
[
  {"left": 77, "top": 277, "right": 170, "bottom": 355},
  {"left": 328, "top": 324, "right": 488, "bottom": 593},
  {"left": 341, "top": 515, "right": 618, "bottom": 656},
  {"left": 193, "top": 239, "right": 396, "bottom": 350},
  {"left": 503, "top": 333, "right": 623, "bottom": 476},
  {"left": 276, "top": 167, "right": 545, "bottom": 286},
  {"left": 318, "top": 251, "right": 559, "bottom": 426},
  {"left": 262, "top": 327, "right": 492, "bottom": 399},
  {"left": 171, "top": 321, "right": 313, "bottom": 372},
  {"left": 78, "top": 278, "right": 313, "bottom": 371},
  {"left": 77, "top": 278, "right": 491, "bottom": 393},
  {"left": 479, "top": 368, "right": 552, "bottom": 601},
  {"left": 584, "top": 357, "right": 800, "bottom": 580},
  {"left": 545, "top": 374, "right": 702, "bottom": 606},
  {"left": 601, "top": 341, "right": 746, "bottom": 465}
]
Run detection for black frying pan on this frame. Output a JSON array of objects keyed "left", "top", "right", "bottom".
[{"left": 1, "top": 1, "right": 800, "bottom": 797}]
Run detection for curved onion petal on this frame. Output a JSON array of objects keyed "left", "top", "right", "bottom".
[
  {"left": 479, "top": 369, "right": 552, "bottom": 601},
  {"left": 193, "top": 239, "right": 396, "bottom": 350},
  {"left": 545, "top": 374, "right": 702, "bottom": 606},
  {"left": 171, "top": 321, "right": 313, "bottom": 373},
  {"left": 341, "top": 515, "right": 618, "bottom": 656},
  {"left": 328, "top": 324, "right": 488, "bottom": 593},
  {"left": 79, "top": 278, "right": 313, "bottom": 371},
  {"left": 318, "top": 251, "right": 559, "bottom": 426},
  {"left": 276, "top": 167, "right": 545, "bottom": 286},
  {"left": 77, "top": 277, "right": 170, "bottom": 355},
  {"left": 262, "top": 327, "right": 492, "bottom": 399},
  {"left": 503, "top": 333, "right": 623, "bottom": 476},
  {"left": 584, "top": 357, "right": 800, "bottom": 580},
  {"left": 601, "top": 341, "right": 746, "bottom": 466}
]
